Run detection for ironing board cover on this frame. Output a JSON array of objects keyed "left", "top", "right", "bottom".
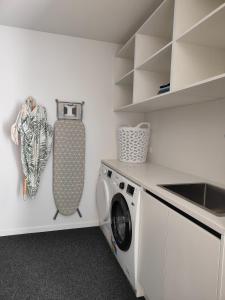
[{"left": 53, "top": 120, "right": 85, "bottom": 216}]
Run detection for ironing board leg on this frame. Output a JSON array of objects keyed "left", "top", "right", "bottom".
[
  {"left": 53, "top": 210, "right": 59, "bottom": 220},
  {"left": 77, "top": 209, "right": 82, "bottom": 218}
]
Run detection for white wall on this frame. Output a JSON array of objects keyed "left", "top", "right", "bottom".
[
  {"left": 147, "top": 99, "right": 225, "bottom": 186},
  {"left": 0, "top": 25, "right": 144, "bottom": 236}
]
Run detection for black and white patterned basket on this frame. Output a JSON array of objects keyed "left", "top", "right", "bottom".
[{"left": 118, "top": 123, "right": 150, "bottom": 163}]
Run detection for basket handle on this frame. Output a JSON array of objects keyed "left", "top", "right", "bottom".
[{"left": 136, "top": 122, "right": 150, "bottom": 129}]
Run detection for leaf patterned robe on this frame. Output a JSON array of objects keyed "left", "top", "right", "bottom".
[{"left": 11, "top": 98, "right": 53, "bottom": 198}]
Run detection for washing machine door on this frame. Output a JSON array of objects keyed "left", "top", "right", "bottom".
[
  {"left": 111, "top": 193, "right": 132, "bottom": 252},
  {"left": 96, "top": 177, "right": 110, "bottom": 224}
]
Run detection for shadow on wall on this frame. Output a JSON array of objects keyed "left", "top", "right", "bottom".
[{"left": 2, "top": 102, "right": 23, "bottom": 197}]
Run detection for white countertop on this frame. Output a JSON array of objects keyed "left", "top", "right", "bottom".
[{"left": 102, "top": 159, "right": 225, "bottom": 235}]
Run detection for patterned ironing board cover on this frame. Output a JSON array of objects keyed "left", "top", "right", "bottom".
[{"left": 53, "top": 120, "right": 85, "bottom": 216}]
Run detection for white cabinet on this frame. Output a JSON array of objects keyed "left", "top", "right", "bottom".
[
  {"left": 139, "top": 191, "right": 169, "bottom": 300},
  {"left": 139, "top": 191, "right": 221, "bottom": 300},
  {"left": 164, "top": 210, "right": 221, "bottom": 300}
]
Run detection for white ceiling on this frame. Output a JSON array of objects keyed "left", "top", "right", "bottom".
[{"left": 0, "top": 0, "right": 162, "bottom": 43}]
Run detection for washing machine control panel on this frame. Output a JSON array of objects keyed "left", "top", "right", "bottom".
[
  {"left": 126, "top": 184, "right": 135, "bottom": 196},
  {"left": 102, "top": 165, "right": 113, "bottom": 178},
  {"left": 119, "top": 182, "right": 125, "bottom": 190},
  {"left": 113, "top": 174, "right": 136, "bottom": 197},
  {"left": 113, "top": 175, "right": 122, "bottom": 187}
]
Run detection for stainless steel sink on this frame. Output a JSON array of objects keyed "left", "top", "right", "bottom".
[{"left": 159, "top": 183, "right": 225, "bottom": 216}]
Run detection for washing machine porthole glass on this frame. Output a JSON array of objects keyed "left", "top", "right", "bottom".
[{"left": 111, "top": 193, "right": 132, "bottom": 252}]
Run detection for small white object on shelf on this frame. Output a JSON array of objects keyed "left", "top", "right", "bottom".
[{"left": 118, "top": 122, "right": 150, "bottom": 163}]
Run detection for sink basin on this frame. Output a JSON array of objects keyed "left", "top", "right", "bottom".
[{"left": 159, "top": 183, "right": 225, "bottom": 216}]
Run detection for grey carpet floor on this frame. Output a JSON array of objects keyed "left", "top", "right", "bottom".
[{"left": 0, "top": 227, "right": 144, "bottom": 300}]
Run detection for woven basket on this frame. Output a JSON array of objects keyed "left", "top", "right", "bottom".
[{"left": 118, "top": 122, "right": 150, "bottom": 163}]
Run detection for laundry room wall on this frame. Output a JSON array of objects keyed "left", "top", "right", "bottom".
[
  {"left": 146, "top": 99, "right": 225, "bottom": 186},
  {"left": 0, "top": 25, "right": 144, "bottom": 236}
]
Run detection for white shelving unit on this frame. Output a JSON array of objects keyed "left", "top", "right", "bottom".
[
  {"left": 173, "top": 0, "right": 224, "bottom": 40},
  {"left": 117, "top": 36, "right": 135, "bottom": 59},
  {"left": 114, "top": 0, "right": 225, "bottom": 112},
  {"left": 172, "top": 3, "right": 225, "bottom": 90},
  {"left": 133, "top": 42, "right": 172, "bottom": 103},
  {"left": 114, "top": 36, "right": 135, "bottom": 82},
  {"left": 115, "top": 69, "right": 134, "bottom": 85},
  {"left": 177, "top": 3, "right": 225, "bottom": 47},
  {"left": 115, "top": 73, "right": 225, "bottom": 112},
  {"left": 114, "top": 36, "right": 135, "bottom": 109},
  {"left": 137, "top": 42, "right": 172, "bottom": 72},
  {"left": 135, "top": 0, "right": 174, "bottom": 68}
]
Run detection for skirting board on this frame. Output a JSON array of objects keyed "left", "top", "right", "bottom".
[{"left": 0, "top": 220, "right": 99, "bottom": 237}]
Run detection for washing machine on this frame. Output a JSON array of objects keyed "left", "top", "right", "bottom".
[
  {"left": 96, "top": 164, "right": 114, "bottom": 246},
  {"left": 110, "top": 171, "right": 144, "bottom": 298}
]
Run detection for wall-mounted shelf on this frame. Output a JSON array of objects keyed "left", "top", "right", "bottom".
[
  {"left": 113, "top": 0, "right": 225, "bottom": 113},
  {"left": 115, "top": 69, "right": 134, "bottom": 85},
  {"left": 173, "top": 0, "right": 224, "bottom": 40},
  {"left": 172, "top": 3, "right": 225, "bottom": 91},
  {"left": 116, "top": 36, "right": 135, "bottom": 59},
  {"left": 133, "top": 69, "right": 170, "bottom": 104},
  {"left": 137, "top": 0, "right": 174, "bottom": 39},
  {"left": 115, "top": 73, "right": 225, "bottom": 112},
  {"left": 134, "top": 0, "right": 174, "bottom": 68},
  {"left": 137, "top": 42, "right": 172, "bottom": 73},
  {"left": 114, "top": 36, "right": 135, "bottom": 83},
  {"left": 177, "top": 3, "right": 225, "bottom": 48}
]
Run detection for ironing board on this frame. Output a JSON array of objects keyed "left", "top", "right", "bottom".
[{"left": 53, "top": 100, "right": 85, "bottom": 219}]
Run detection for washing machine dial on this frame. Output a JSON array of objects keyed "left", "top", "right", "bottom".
[{"left": 119, "top": 182, "right": 125, "bottom": 190}]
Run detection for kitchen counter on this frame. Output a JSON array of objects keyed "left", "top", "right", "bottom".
[{"left": 102, "top": 159, "right": 225, "bottom": 235}]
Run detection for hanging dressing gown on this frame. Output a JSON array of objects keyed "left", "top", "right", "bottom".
[{"left": 11, "top": 97, "right": 53, "bottom": 198}]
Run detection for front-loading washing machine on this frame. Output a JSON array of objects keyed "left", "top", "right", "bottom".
[
  {"left": 96, "top": 164, "right": 114, "bottom": 246},
  {"left": 110, "top": 170, "right": 144, "bottom": 298}
]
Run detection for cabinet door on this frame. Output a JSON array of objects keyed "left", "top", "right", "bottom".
[
  {"left": 139, "top": 191, "right": 169, "bottom": 300},
  {"left": 164, "top": 210, "right": 221, "bottom": 300}
]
